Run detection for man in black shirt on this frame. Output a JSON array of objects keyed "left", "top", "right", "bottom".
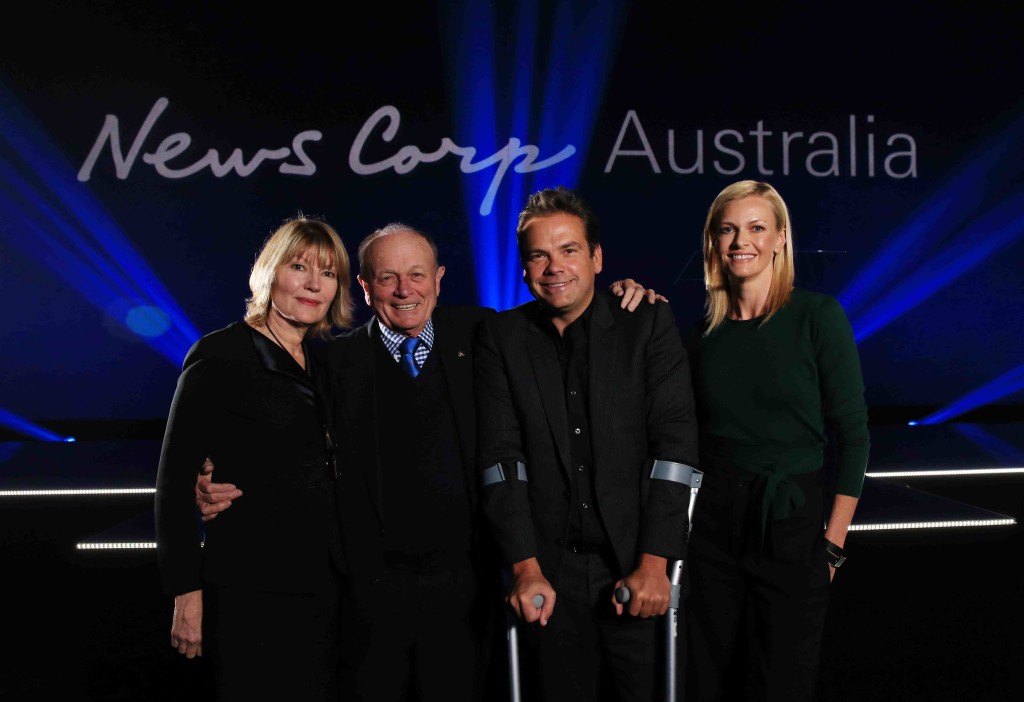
[{"left": 474, "top": 186, "right": 700, "bottom": 701}]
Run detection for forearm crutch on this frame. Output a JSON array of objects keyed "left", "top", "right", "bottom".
[
  {"left": 616, "top": 463, "right": 703, "bottom": 702},
  {"left": 507, "top": 591, "right": 544, "bottom": 702},
  {"left": 482, "top": 461, "right": 538, "bottom": 702}
]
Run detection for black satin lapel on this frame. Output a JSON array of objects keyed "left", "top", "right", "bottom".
[
  {"left": 525, "top": 324, "right": 572, "bottom": 476},
  {"left": 250, "top": 329, "right": 318, "bottom": 405}
]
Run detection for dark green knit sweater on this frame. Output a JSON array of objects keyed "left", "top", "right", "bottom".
[{"left": 688, "top": 288, "right": 869, "bottom": 502}]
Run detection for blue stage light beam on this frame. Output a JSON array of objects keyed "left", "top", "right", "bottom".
[
  {"left": 0, "top": 174, "right": 195, "bottom": 365},
  {"left": 0, "top": 407, "right": 75, "bottom": 442},
  {"left": 951, "top": 423, "right": 1024, "bottom": 464},
  {"left": 0, "top": 79, "right": 200, "bottom": 365},
  {"left": 447, "top": 0, "right": 627, "bottom": 311},
  {"left": 447, "top": 0, "right": 500, "bottom": 309},
  {"left": 849, "top": 194, "right": 1024, "bottom": 343},
  {"left": 839, "top": 116, "right": 1022, "bottom": 319},
  {"left": 507, "top": 0, "right": 625, "bottom": 310},
  {"left": 499, "top": 0, "right": 540, "bottom": 310},
  {"left": 534, "top": 0, "right": 626, "bottom": 192},
  {"left": 916, "top": 363, "right": 1024, "bottom": 425}
]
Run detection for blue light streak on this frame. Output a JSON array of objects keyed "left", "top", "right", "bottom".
[
  {"left": 839, "top": 112, "right": 1023, "bottom": 321},
  {"left": 838, "top": 141, "right": 1006, "bottom": 320},
  {"left": 951, "top": 423, "right": 1024, "bottom": 463},
  {"left": 0, "top": 78, "right": 199, "bottom": 366},
  {"left": 0, "top": 407, "right": 74, "bottom": 442},
  {"left": 849, "top": 194, "right": 1024, "bottom": 343},
  {"left": 447, "top": 0, "right": 627, "bottom": 310},
  {"left": 834, "top": 111, "right": 1024, "bottom": 420},
  {"left": 917, "top": 363, "right": 1024, "bottom": 425}
]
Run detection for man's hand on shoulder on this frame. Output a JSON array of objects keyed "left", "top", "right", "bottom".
[
  {"left": 609, "top": 278, "right": 668, "bottom": 311},
  {"left": 195, "top": 458, "right": 243, "bottom": 522}
]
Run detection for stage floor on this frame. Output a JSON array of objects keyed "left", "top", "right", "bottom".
[{"left": 1, "top": 422, "right": 1022, "bottom": 700}]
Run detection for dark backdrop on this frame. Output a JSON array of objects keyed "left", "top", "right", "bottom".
[{"left": 2, "top": 0, "right": 1022, "bottom": 433}]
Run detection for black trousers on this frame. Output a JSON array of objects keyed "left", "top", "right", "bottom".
[
  {"left": 340, "top": 559, "right": 491, "bottom": 702},
  {"left": 204, "top": 579, "right": 340, "bottom": 702},
  {"left": 520, "top": 547, "right": 662, "bottom": 702},
  {"left": 683, "top": 472, "right": 832, "bottom": 702}
]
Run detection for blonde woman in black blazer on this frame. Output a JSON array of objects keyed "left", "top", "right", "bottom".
[{"left": 154, "top": 215, "right": 353, "bottom": 702}]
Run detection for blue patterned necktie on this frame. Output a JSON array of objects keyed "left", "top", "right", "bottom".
[{"left": 399, "top": 337, "right": 420, "bottom": 378}]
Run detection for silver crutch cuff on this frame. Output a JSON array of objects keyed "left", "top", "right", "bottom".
[
  {"left": 649, "top": 460, "right": 702, "bottom": 488},
  {"left": 482, "top": 461, "right": 528, "bottom": 487}
]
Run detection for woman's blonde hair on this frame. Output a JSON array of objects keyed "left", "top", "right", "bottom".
[
  {"left": 244, "top": 215, "right": 354, "bottom": 338},
  {"left": 702, "top": 180, "right": 794, "bottom": 334}
]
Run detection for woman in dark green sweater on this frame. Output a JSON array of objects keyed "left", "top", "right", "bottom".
[{"left": 683, "top": 181, "right": 869, "bottom": 701}]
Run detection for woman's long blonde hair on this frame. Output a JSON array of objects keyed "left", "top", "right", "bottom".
[{"left": 702, "top": 180, "right": 795, "bottom": 334}]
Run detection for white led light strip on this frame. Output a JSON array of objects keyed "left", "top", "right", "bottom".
[
  {"left": 866, "top": 467, "right": 1024, "bottom": 478},
  {"left": 76, "top": 541, "right": 206, "bottom": 551},
  {"left": 850, "top": 518, "right": 1016, "bottom": 531},
  {"left": 0, "top": 488, "right": 156, "bottom": 496},
  {"left": 73, "top": 521, "right": 1017, "bottom": 551}
]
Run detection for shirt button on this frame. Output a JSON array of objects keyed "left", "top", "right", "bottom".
[
  {"left": 574, "top": 428, "right": 581, "bottom": 435},
  {"left": 581, "top": 502, "right": 589, "bottom": 510},
  {"left": 578, "top": 465, "right": 585, "bottom": 472},
  {"left": 570, "top": 390, "right": 577, "bottom": 396}
]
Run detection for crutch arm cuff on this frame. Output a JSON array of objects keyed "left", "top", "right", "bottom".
[
  {"left": 648, "top": 460, "right": 703, "bottom": 488},
  {"left": 482, "top": 461, "right": 528, "bottom": 487}
]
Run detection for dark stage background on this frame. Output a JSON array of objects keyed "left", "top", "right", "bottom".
[
  {"left": 1, "top": 0, "right": 1022, "bottom": 433},
  {"left": 2, "top": 2, "right": 1024, "bottom": 701}
]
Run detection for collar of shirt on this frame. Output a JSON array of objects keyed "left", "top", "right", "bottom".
[
  {"left": 377, "top": 317, "right": 435, "bottom": 368},
  {"left": 537, "top": 297, "right": 594, "bottom": 342}
]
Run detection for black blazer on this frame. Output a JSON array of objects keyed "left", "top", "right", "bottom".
[
  {"left": 155, "top": 321, "right": 343, "bottom": 596},
  {"left": 474, "top": 290, "right": 700, "bottom": 581},
  {"left": 320, "top": 305, "right": 497, "bottom": 613}
]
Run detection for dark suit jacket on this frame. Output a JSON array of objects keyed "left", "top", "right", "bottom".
[
  {"left": 474, "top": 290, "right": 699, "bottom": 582},
  {"left": 319, "top": 305, "right": 498, "bottom": 615},
  {"left": 155, "top": 321, "right": 343, "bottom": 596}
]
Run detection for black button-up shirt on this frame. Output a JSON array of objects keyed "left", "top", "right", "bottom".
[{"left": 541, "top": 301, "right": 608, "bottom": 549}]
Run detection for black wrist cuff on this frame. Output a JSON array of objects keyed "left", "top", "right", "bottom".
[{"left": 824, "top": 538, "right": 846, "bottom": 568}]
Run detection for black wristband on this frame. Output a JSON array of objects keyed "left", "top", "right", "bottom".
[{"left": 823, "top": 538, "right": 846, "bottom": 568}]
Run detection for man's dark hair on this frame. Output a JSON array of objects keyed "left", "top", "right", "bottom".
[{"left": 515, "top": 186, "right": 601, "bottom": 260}]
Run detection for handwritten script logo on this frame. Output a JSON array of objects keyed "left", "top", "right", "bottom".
[{"left": 78, "top": 99, "right": 576, "bottom": 216}]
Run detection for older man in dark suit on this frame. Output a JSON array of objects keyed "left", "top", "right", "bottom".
[
  {"left": 474, "top": 186, "right": 700, "bottom": 702},
  {"left": 323, "top": 224, "right": 499, "bottom": 702}
]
